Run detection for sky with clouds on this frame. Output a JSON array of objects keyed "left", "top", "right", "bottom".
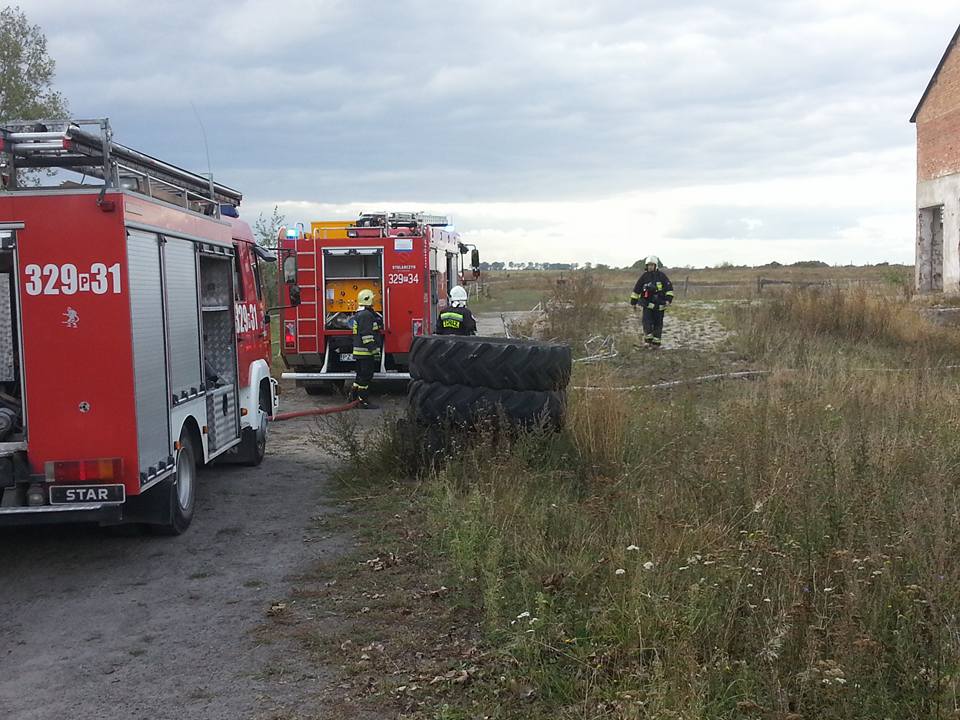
[{"left": 12, "top": 0, "right": 959, "bottom": 266}]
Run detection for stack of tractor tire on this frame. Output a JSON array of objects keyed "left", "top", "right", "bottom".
[{"left": 407, "top": 336, "right": 572, "bottom": 429}]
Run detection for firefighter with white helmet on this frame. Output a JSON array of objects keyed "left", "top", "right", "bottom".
[
  {"left": 629, "top": 255, "right": 674, "bottom": 348},
  {"left": 436, "top": 285, "right": 477, "bottom": 336},
  {"left": 349, "top": 288, "right": 383, "bottom": 408}
]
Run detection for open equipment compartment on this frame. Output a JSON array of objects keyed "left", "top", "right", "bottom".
[
  {"left": 322, "top": 248, "right": 383, "bottom": 330},
  {"left": 199, "top": 251, "right": 239, "bottom": 453}
]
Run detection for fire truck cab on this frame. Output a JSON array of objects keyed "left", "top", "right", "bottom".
[
  {"left": 279, "top": 212, "right": 479, "bottom": 391},
  {"left": 0, "top": 119, "right": 278, "bottom": 533}
]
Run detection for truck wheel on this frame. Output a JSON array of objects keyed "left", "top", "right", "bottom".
[
  {"left": 304, "top": 382, "right": 333, "bottom": 396},
  {"left": 409, "top": 336, "right": 572, "bottom": 391},
  {"left": 150, "top": 435, "right": 197, "bottom": 535},
  {"left": 240, "top": 386, "right": 270, "bottom": 466},
  {"left": 407, "top": 379, "right": 565, "bottom": 429}
]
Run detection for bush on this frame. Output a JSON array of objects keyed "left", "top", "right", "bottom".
[{"left": 541, "top": 271, "right": 614, "bottom": 348}]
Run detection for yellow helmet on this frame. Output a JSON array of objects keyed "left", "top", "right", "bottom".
[{"left": 357, "top": 288, "right": 375, "bottom": 306}]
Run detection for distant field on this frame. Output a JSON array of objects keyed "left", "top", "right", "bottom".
[{"left": 470, "top": 264, "right": 914, "bottom": 311}]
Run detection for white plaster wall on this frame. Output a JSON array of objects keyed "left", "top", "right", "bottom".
[{"left": 918, "top": 173, "right": 960, "bottom": 293}]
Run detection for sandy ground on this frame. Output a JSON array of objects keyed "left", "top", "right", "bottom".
[
  {"left": 474, "top": 311, "right": 523, "bottom": 336},
  {"left": 631, "top": 300, "right": 732, "bottom": 351},
  {"left": 0, "top": 386, "right": 382, "bottom": 720},
  {"left": 477, "top": 302, "right": 731, "bottom": 352}
]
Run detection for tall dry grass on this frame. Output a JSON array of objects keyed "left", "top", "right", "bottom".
[
  {"left": 739, "top": 286, "right": 960, "bottom": 368},
  {"left": 345, "top": 287, "right": 960, "bottom": 717}
]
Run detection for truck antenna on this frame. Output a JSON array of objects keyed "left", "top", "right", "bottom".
[{"left": 190, "top": 101, "right": 214, "bottom": 184}]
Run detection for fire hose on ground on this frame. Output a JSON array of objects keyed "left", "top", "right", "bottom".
[{"left": 269, "top": 400, "right": 360, "bottom": 422}]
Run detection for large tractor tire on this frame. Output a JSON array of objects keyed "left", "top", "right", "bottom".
[
  {"left": 407, "top": 380, "right": 565, "bottom": 429},
  {"left": 409, "top": 336, "right": 572, "bottom": 391}
]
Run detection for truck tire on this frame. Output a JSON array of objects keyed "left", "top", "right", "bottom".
[
  {"left": 409, "top": 336, "right": 572, "bottom": 391},
  {"left": 150, "top": 435, "right": 197, "bottom": 535},
  {"left": 304, "top": 382, "right": 333, "bottom": 396},
  {"left": 238, "top": 384, "right": 270, "bottom": 467},
  {"left": 407, "top": 379, "right": 565, "bottom": 428}
]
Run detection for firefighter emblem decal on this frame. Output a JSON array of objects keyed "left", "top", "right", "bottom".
[{"left": 62, "top": 307, "right": 79, "bottom": 328}]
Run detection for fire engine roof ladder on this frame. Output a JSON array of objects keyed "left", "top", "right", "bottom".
[
  {"left": 357, "top": 211, "right": 450, "bottom": 228},
  {"left": 0, "top": 118, "right": 242, "bottom": 216}
]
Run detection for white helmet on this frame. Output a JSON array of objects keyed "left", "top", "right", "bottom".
[
  {"left": 645, "top": 255, "right": 661, "bottom": 269},
  {"left": 449, "top": 285, "right": 468, "bottom": 306}
]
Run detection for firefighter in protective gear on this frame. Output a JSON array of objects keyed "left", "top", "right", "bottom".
[
  {"left": 349, "top": 288, "right": 383, "bottom": 408},
  {"left": 629, "top": 255, "right": 674, "bottom": 347},
  {"left": 436, "top": 285, "right": 477, "bottom": 336}
]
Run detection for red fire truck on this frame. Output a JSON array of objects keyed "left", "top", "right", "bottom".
[
  {"left": 279, "top": 212, "right": 479, "bottom": 392},
  {"left": 0, "top": 118, "right": 279, "bottom": 533}
]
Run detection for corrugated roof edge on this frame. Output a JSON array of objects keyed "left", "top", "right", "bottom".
[{"left": 910, "top": 24, "right": 960, "bottom": 123}]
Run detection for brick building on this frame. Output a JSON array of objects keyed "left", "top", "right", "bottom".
[{"left": 912, "top": 25, "right": 960, "bottom": 293}]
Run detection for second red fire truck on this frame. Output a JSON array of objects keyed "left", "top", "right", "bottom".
[{"left": 279, "top": 212, "right": 479, "bottom": 393}]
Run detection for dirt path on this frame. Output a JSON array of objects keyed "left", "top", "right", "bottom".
[
  {"left": 639, "top": 300, "right": 732, "bottom": 351},
  {"left": 0, "top": 386, "right": 368, "bottom": 720}
]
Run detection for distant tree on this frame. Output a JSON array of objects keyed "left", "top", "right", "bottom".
[
  {"left": 254, "top": 205, "right": 285, "bottom": 249},
  {"left": 583, "top": 262, "right": 592, "bottom": 270},
  {"left": 253, "top": 206, "right": 285, "bottom": 308},
  {"left": 0, "top": 7, "right": 68, "bottom": 123},
  {"left": 595, "top": 263, "right": 610, "bottom": 271}
]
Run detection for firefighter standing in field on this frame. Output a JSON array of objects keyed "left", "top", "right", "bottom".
[
  {"left": 630, "top": 255, "right": 674, "bottom": 348},
  {"left": 350, "top": 289, "right": 383, "bottom": 409},
  {"left": 435, "top": 285, "right": 477, "bottom": 335}
]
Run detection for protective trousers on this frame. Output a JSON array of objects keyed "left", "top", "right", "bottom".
[
  {"left": 352, "top": 356, "right": 377, "bottom": 401},
  {"left": 642, "top": 307, "right": 665, "bottom": 345}
]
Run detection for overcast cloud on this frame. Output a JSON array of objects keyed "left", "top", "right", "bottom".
[{"left": 14, "top": 0, "right": 958, "bottom": 266}]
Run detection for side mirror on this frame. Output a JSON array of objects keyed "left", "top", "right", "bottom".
[
  {"left": 283, "top": 254, "right": 297, "bottom": 284},
  {"left": 471, "top": 248, "right": 480, "bottom": 270},
  {"left": 289, "top": 284, "right": 302, "bottom": 307}
]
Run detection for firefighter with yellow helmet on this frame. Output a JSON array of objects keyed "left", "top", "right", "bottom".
[
  {"left": 349, "top": 288, "right": 383, "bottom": 408},
  {"left": 629, "top": 255, "right": 674, "bottom": 347}
]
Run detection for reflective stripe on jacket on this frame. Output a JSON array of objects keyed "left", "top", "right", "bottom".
[
  {"left": 630, "top": 269, "right": 674, "bottom": 307},
  {"left": 435, "top": 306, "right": 477, "bottom": 335},
  {"left": 352, "top": 307, "right": 383, "bottom": 356}
]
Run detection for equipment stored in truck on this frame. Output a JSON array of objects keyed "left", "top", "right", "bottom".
[{"left": 0, "top": 118, "right": 282, "bottom": 533}]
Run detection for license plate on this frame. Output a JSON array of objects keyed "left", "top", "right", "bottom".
[
  {"left": 49, "top": 484, "right": 125, "bottom": 504},
  {"left": 339, "top": 353, "right": 355, "bottom": 362}
]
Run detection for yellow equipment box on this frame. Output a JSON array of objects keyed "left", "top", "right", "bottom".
[
  {"left": 324, "top": 279, "right": 383, "bottom": 314},
  {"left": 311, "top": 220, "right": 352, "bottom": 239}
]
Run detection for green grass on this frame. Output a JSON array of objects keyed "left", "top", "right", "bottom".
[{"left": 333, "top": 274, "right": 960, "bottom": 718}]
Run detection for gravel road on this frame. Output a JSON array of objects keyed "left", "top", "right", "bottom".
[{"left": 0, "top": 385, "right": 362, "bottom": 720}]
